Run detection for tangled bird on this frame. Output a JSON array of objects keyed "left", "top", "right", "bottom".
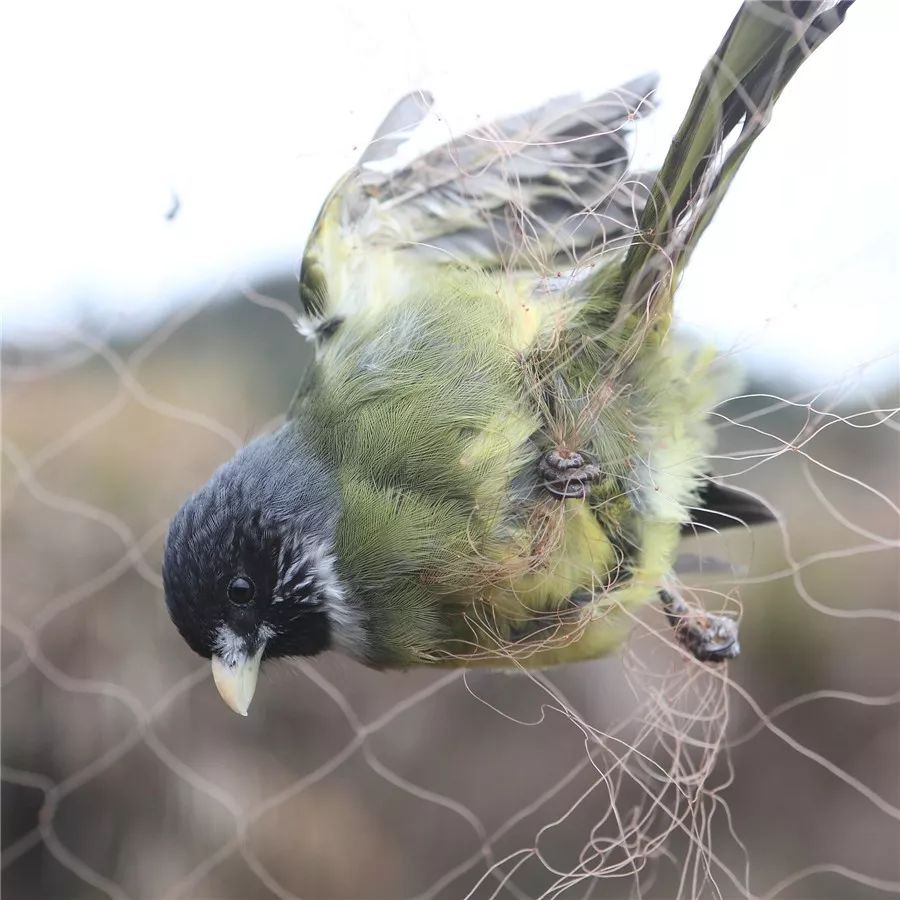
[{"left": 163, "top": 2, "right": 852, "bottom": 715}]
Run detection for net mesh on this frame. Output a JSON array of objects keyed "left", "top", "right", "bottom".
[
  {"left": 5, "top": 283, "right": 898, "bottom": 900},
  {"left": 3, "top": 4, "right": 900, "bottom": 897}
]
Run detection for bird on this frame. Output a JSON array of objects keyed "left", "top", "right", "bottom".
[{"left": 162, "top": 1, "right": 852, "bottom": 715}]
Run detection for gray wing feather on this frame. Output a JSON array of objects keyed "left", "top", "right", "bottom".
[
  {"left": 360, "top": 73, "right": 658, "bottom": 268},
  {"left": 299, "top": 74, "right": 658, "bottom": 319},
  {"left": 358, "top": 91, "right": 435, "bottom": 165}
]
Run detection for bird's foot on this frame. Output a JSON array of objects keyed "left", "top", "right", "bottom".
[
  {"left": 539, "top": 448, "right": 602, "bottom": 499},
  {"left": 659, "top": 590, "right": 740, "bottom": 663}
]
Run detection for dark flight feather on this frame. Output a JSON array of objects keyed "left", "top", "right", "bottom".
[{"left": 683, "top": 480, "right": 775, "bottom": 535}]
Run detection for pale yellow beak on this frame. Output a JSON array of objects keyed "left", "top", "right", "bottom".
[{"left": 211, "top": 643, "right": 265, "bottom": 716}]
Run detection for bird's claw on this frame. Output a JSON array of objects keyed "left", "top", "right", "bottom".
[
  {"left": 539, "top": 448, "right": 602, "bottom": 499},
  {"left": 660, "top": 590, "right": 740, "bottom": 663},
  {"left": 674, "top": 612, "right": 740, "bottom": 662}
]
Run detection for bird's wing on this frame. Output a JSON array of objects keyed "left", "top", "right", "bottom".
[{"left": 297, "top": 75, "right": 658, "bottom": 330}]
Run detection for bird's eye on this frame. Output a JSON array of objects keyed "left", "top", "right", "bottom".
[{"left": 227, "top": 575, "right": 255, "bottom": 605}]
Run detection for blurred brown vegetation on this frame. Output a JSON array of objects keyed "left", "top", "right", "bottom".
[{"left": 3, "top": 277, "right": 899, "bottom": 899}]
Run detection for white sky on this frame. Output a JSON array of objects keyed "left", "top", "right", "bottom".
[{"left": 2, "top": 1, "right": 898, "bottom": 391}]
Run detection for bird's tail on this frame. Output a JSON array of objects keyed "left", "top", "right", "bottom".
[{"left": 612, "top": 0, "right": 854, "bottom": 337}]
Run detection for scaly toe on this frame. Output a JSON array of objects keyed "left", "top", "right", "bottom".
[{"left": 675, "top": 612, "right": 740, "bottom": 663}]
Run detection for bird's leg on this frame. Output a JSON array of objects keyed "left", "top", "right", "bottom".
[
  {"left": 507, "top": 589, "right": 598, "bottom": 643},
  {"left": 658, "top": 589, "right": 740, "bottom": 662},
  {"left": 508, "top": 582, "right": 626, "bottom": 644},
  {"left": 539, "top": 448, "right": 602, "bottom": 499}
]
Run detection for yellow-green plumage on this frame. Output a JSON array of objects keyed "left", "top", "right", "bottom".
[
  {"left": 290, "top": 259, "right": 724, "bottom": 668},
  {"left": 287, "top": 1, "right": 852, "bottom": 670}
]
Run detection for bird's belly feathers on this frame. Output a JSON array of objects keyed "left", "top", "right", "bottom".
[{"left": 295, "top": 269, "right": 709, "bottom": 668}]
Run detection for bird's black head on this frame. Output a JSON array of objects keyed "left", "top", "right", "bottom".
[{"left": 162, "top": 428, "right": 354, "bottom": 714}]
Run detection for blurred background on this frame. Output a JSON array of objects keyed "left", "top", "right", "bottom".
[{"left": 2, "top": 2, "right": 898, "bottom": 898}]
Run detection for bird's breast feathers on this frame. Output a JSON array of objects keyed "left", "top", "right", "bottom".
[{"left": 290, "top": 269, "right": 719, "bottom": 668}]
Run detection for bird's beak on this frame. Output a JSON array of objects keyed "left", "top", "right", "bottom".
[{"left": 211, "top": 643, "right": 265, "bottom": 716}]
